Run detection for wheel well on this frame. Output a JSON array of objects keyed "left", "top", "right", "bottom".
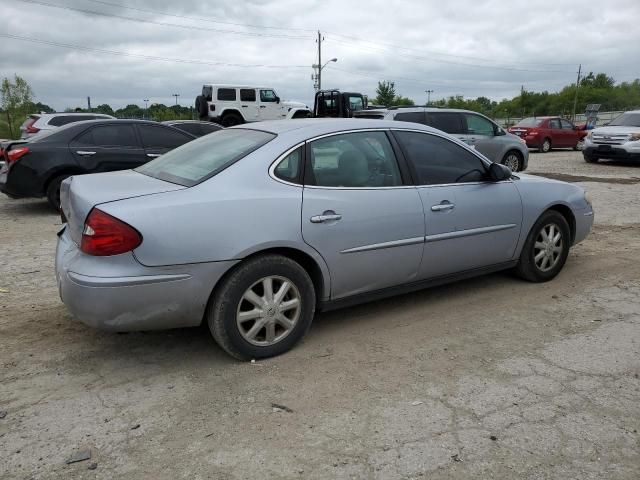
[
  {"left": 546, "top": 204, "right": 576, "bottom": 244},
  {"left": 43, "top": 169, "right": 84, "bottom": 195},
  {"left": 221, "top": 109, "right": 243, "bottom": 120}
]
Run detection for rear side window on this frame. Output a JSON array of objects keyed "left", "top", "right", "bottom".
[
  {"left": 170, "top": 123, "right": 202, "bottom": 136},
  {"left": 395, "top": 111, "right": 426, "bottom": 124},
  {"left": 139, "top": 125, "right": 193, "bottom": 148},
  {"left": 549, "top": 119, "right": 561, "bottom": 129},
  {"left": 217, "top": 88, "right": 237, "bottom": 101},
  {"left": 136, "top": 129, "right": 275, "bottom": 186},
  {"left": 426, "top": 113, "right": 465, "bottom": 134},
  {"left": 273, "top": 147, "right": 302, "bottom": 183},
  {"left": 73, "top": 125, "right": 139, "bottom": 147},
  {"left": 240, "top": 89, "right": 256, "bottom": 102},
  {"left": 49, "top": 115, "right": 95, "bottom": 126},
  {"left": 394, "top": 131, "right": 487, "bottom": 185}
]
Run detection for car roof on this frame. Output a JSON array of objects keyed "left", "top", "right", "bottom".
[
  {"left": 161, "top": 120, "right": 217, "bottom": 125},
  {"left": 39, "top": 112, "right": 114, "bottom": 117},
  {"left": 235, "top": 118, "right": 440, "bottom": 136},
  {"left": 203, "top": 84, "right": 273, "bottom": 90}
]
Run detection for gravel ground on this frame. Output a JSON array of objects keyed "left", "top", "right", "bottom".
[{"left": 1, "top": 150, "right": 639, "bottom": 479}]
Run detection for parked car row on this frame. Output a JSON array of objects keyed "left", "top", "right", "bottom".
[
  {"left": 1, "top": 119, "right": 219, "bottom": 208},
  {"left": 507, "top": 116, "right": 588, "bottom": 152}
]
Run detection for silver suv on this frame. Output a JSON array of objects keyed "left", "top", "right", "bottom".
[
  {"left": 20, "top": 112, "right": 115, "bottom": 139},
  {"left": 582, "top": 110, "right": 640, "bottom": 163},
  {"left": 354, "top": 107, "right": 529, "bottom": 171}
]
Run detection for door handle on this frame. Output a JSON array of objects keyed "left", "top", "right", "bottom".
[
  {"left": 146, "top": 153, "right": 162, "bottom": 158},
  {"left": 431, "top": 203, "right": 455, "bottom": 212},
  {"left": 76, "top": 150, "right": 96, "bottom": 156},
  {"left": 241, "top": 105, "right": 248, "bottom": 108},
  {"left": 260, "top": 106, "right": 266, "bottom": 109},
  {"left": 310, "top": 213, "right": 342, "bottom": 223}
]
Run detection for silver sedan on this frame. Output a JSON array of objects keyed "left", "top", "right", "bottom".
[{"left": 56, "top": 119, "right": 594, "bottom": 359}]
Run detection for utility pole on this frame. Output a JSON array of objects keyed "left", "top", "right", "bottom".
[
  {"left": 317, "top": 30, "right": 322, "bottom": 91},
  {"left": 172, "top": 93, "right": 180, "bottom": 106},
  {"left": 87, "top": 96, "right": 91, "bottom": 112},
  {"left": 520, "top": 85, "right": 525, "bottom": 118},
  {"left": 425, "top": 89, "right": 434, "bottom": 105},
  {"left": 572, "top": 64, "right": 582, "bottom": 122},
  {"left": 143, "top": 98, "right": 149, "bottom": 119}
]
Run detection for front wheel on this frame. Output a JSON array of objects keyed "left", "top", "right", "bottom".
[
  {"left": 516, "top": 210, "right": 570, "bottom": 282},
  {"left": 46, "top": 174, "right": 69, "bottom": 210},
  {"left": 583, "top": 152, "right": 598, "bottom": 163},
  {"left": 502, "top": 150, "right": 522, "bottom": 172},
  {"left": 208, "top": 255, "right": 316, "bottom": 360}
]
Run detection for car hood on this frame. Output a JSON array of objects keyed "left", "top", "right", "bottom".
[
  {"left": 61, "top": 170, "right": 186, "bottom": 244},
  {"left": 283, "top": 100, "right": 309, "bottom": 109},
  {"left": 591, "top": 125, "right": 640, "bottom": 135}
]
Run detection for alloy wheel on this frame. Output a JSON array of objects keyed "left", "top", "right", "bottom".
[
  {"left": 533, "top": 223, "right": 563, "bottom": 272},
  {"left": 504, "top": 153, "right": 520, "bottom": 172}
]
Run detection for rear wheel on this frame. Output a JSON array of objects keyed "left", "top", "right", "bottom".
[
  {"left": 516, "top": 210, "right": 570, "bottom": 282},
  {"left": 208, "top": 255, "right": 316, "bottom": 360},
  {"left": 502, "top": 150, "right": 522, "bottom": 172},
  {"left": 46, "top": 174, "right": 69, "bottom": 210},
  {"left": 221, "top": 112, "right": 243, "bottom": 127},
  {"left": 539, "top": 138, "right": 551, "bottom": 153}
]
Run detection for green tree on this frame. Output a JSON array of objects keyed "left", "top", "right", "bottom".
[
  {"left": 374, "top": 81, "right": 396, "bottom": 106},
  {"left": 393, "top": 95, "right": 414, "bottom": 106},
  {"left": 94, "top": 104, "right": 114, "bottom": 116},
  {"left": 1, "top": 74, "right": 34, "bottom": 138}
]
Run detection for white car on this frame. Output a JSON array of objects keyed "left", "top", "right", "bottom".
[
  {"left": 20, "top": 112, "right": 115, "bottom": 139},
  {"left": 195, "top": 84, "right": 309, "bottom": 127},
  {"left": 582, "top": 110, "right": 640, "bottom": 163}
]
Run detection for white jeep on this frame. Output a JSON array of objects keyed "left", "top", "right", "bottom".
[{"left": 195, "top": 85, "right": 310, "bottom": 126}]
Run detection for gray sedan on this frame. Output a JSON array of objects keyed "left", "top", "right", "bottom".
[{"left": 56, "top": 119, "right": 593, "bottom": 359}]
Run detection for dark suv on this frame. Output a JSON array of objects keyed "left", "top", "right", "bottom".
[
  {"left": 1, "top": 119, "right": 195, "bottom": 208},
  {"left": 354, "top": 107, "right": 529, "bottom": 171}
]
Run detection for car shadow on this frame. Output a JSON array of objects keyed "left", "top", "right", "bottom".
[{"left": 1, "top": 197, "right": 57, "bottom": 217}]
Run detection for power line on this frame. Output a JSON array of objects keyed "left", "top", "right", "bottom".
[
  {"left": 0, "top": 34, "right": 310, "bottom": 68},
  {"left": 13, "top": 0, "right": 310, "bottom": 39},
  {"left": 82, "top": 0, "right": 316, "bottom": 33}
]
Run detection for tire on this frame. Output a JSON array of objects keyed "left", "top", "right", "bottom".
[
  {"left": 516, "top": 210, "right": 571, "bottom": 283},
  {"left": 502, "top": 150, "right": 522, "bottom": 172},
  {"left": 46, "top": 174, "right": 69, "bottom": 211},
  {"left": 220, "top": 112, "right": 243, "bottom": 127},
  {"left": 195, "top": 95, "right": 208, "bottom": 120},
  {"left": 583, "top": 152, "right": 598, "bottom": 163},
  {"left": 539, "top": 138, "right": 551, "bottom": 153},
  {"left": 208, "top": 254, "right": 316, "bottom": 360}
]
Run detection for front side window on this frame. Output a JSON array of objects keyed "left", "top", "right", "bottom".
[
  {"left": 217, "top": 88, "right": 237, "bottom": 101},
  {"left": 273, "top": 147, "right": 302, "bottom": 183},
  {"left": 394, "top": 131, "right": 487, "bottom": 185},
  {"left": 136, "top": 129, "right": 275, "bottom": 186},
  {"left": 240, "top": 89, "right": 256, "bottom": 102},
  {"left": 465, "top": 114, "right": 495, "bottom": 136},
  {"left": 560, "top": 119, "right": 574, "bottom": 129},
  {"left": 73, "top": 125, "right": 139, "bottom": 147},
  {"left": 426, "top": 112, "right": 465, "bottom": 134},
  {"left": 260, "top": 89, "right": 277, "bottom": 102},
  {"left": 308, "top": 131, "right": 402, "bottom": 188},
  {"left": 139, "top": 125, "right": 193, "bottom": 148},
  {"left": 395, "top": 111, "right": 426, "bottom": 124},
  {"left": 347, "top": 95, "right": 364, "bottom": 112}
]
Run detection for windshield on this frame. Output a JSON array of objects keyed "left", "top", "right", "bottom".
[
  {"left": 608, "top": 112, "right": 640, "bottom": 127},
  {"left": 348, "top": 95, "right": 364, "bottom": 111},
  {"left": 136, "top": 128, "right": 275, "bottom": 186},
  {"left": 515, "top": 117, "right": 544, "bottom": 127}
]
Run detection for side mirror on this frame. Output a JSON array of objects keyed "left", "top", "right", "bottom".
[
  {"left": 489, "top": 162, "right": 512, "bottom": 181},
  {"left": 275, "top": 96, "right": 281, "bottom": 104}
]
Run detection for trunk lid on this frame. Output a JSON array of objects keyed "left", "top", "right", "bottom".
[{"left": 61, "top": 169, "right": 186, "bottom": 244}]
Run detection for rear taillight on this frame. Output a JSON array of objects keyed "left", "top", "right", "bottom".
[
  {"left": 25, "top": 118, "right": 40, "bottom": 134},
  {"left": 7, "top": 146, "right": 29, "bottom": 164},
  {"left": 81, "top": 208, "right": 142, "bottom": 256}
]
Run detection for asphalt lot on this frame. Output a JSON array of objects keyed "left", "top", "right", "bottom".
[{"left": 1, "top": 150, "right": 639, "bottom": 479}]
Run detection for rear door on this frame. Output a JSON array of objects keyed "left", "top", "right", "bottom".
[
  {"left": 239, "top": 89, "right": 260, "bottom": 121},
  {"left": 70, "top": 123, "right": 145, "bottom": 172},
  {"left": 301, "top": 130, "right": 424, "bottom": 299},
  {"left": 392, "top": 129, "right": 522, "bottom": 279},
  {"left": 548, "top": 118, "right": 563, "bottom": 146},
  {"left": 462, "top": 113, "right": 501, "bottom": 162},
  {"left": 137, "top": 124, "right": 194, "bottom": 160}
]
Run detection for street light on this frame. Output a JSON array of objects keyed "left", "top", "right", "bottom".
[
  {"left": 312, "top": 58, "right": 337, "bottom": 91},
  {"left": 172, "top": 93, "right": 180, "bottom": 106},
  {"left": 143, "top": 98, "right": 149, "bottom": 119},
  {"left": 425, "top": 89, "right": 434, "bottom": 105}
]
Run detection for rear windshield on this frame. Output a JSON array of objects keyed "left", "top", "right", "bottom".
[
  {"left": 136, "top": 129, "right": 275, "bottom": 186},
  {"left": 608, "top": 112, "right": 640, "bottom": 127},
  {"left": 515, "top": 118, "right": 544, "bottom": 127}
]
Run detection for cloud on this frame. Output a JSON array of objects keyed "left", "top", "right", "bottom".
[{"left": 1, "top": 0, "right": 638, "bottom": 110}]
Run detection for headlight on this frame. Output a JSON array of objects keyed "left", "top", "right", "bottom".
[
  {"left": 584, "top": 190, "right": 593, "bottom": 207},
  {"left": 586, "top": 131, "right": 593, "bottom": 140},
  {"left": 629, "top": 132, "right": 640, "bottom": 141}
]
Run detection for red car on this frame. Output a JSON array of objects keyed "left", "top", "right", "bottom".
[{"left": 508, "top": 117, "right": 587, "bottom": 153}]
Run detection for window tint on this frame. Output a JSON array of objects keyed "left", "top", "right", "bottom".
[
  {"left": 609, "top": 112, "right": 640, "bottom": 127},
  {"left": 308, "top": 131, "right": 402, "bottom": 187},
  {"left": 515, "top": 117, "right": 544, "bottom": 127},
  {"left": 549, "top": 119, "right": 561, "bottom": 129},
  {"left": 74, "top": 125, "right": 139, "bottom": 147},
  {"left": 395, "top": 111, "right": 426, "bottom": 124},
  {"left": 171, "top": 123, "right": 202, "bottom": 136},
  {"left": 560, "top": 119, "right": 574, "bottom": 129},
  {"left": 240, "top": 89, "right": 256, "bottom": 102},
  {"left": 260, "top": 89, "right": 277, "bottom": 102},
  {"left": 465, "top": 114, "right": 495, "bottom": 136},
  {"left": 139, "top": 125, "right": 193, "bottom": 148},
  {"left": 394, "top": 131, "right": 487, "bottom": 185},
  {"left": 426, "top": 112, "right": 465, "bottom": 134},
  {"left": 50, "top": 115, "right": 95, "bottom": 126},
  {"left": 136, "top": 129, "right": 275, "bottom": 186},
  {"left": 274, "top": 147, "right": 302, "bottom": 183},
  {"left": 217, "top": 88, "right": 236, "bottom": 101}
]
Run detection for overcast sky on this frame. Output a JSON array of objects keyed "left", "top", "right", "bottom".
[{"left": 1, "top": 0, "right": 639, "bottom": 111}]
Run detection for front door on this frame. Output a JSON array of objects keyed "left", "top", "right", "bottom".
[
  {"left": 463, "top": 113, "right": 501, "bottom": 162},
  {"left": 392, "top": 129, "right": 522, "bottom": 279},
  {"left": 70, "top": 123, "right": 145, "bottom": 172},
  {"left": 258, "top": 89, "right": 286, "bottom": 120},
  {"left": 301, "top": 130, "right": 424, "bottom": 299},
  {"left": 137, "top": 124, "right": 194, "bottom": 161}
]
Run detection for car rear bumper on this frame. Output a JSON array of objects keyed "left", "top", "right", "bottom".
[
  {"left": 0, "top": 164, "right": 45, "bottom": 199},
  {"left": 583, "top": 145, "right": 640, "bottom": 161},
  {"left": 55, "top": 226, "right": 238, "bottom": 331}
]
